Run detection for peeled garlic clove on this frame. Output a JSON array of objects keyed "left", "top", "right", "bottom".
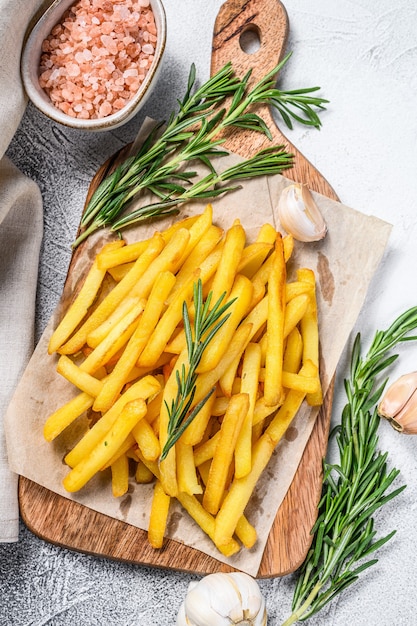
[
  {"left": 276, "top": 183, "right": 327, "bottom": 242},
  {"left": 377, "top": 372, "right": 417, "bottom": 434},
  {"left": 176, "top": 572, "right": 267, "bottom": 626}
]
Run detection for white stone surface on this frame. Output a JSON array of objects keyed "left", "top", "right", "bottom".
[{"left": 2, "top": 0, "right": 417, "bottom": 624}]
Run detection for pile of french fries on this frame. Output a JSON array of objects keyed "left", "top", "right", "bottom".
[{"left": 44, "top": 204, "right": 322, "bottom": 556}]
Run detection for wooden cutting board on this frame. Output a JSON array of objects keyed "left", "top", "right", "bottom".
[{"left": 19, "top": 0, "right": 338, "bottom": 577}]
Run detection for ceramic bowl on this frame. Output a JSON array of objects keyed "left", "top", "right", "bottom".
[{"left": 21, "top": 0, "right": 166, "bottom": 131}]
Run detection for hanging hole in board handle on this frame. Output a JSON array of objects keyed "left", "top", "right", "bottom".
[{"left": 239, "top": 25, "right": 261, "bottom": 55}]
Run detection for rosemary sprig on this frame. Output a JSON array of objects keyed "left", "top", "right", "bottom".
[
  {"left": 282, "top": 306, "right": 417, "bottom": 625},
  {"left": 160, "top": 280, "right": 235, "bottom": 461},
  {"left": 111, "top": 145, "right": 293, "bottom": 231},
  {"left": 72, "top": 53, "right": 327, "bottom": 248}
]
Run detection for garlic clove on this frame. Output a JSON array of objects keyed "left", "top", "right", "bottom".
[
  {"left": 276, "top": 183, "right": 327, "bottom": 242},
  {"left": 377, "top": 372, "right": 417, "bottom": 434},
  {"left": 176, "top": 572, "right": 267, "bottom": 626}
]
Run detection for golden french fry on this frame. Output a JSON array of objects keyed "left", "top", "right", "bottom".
[
  {"left": 132, "top": 418, "right": 161, "bottom": 461},
  {"left": 256, "top": 223, "right": 277, "bottom": 245},
  {"left": 235, "top": 515, "right": 257, "bottom": 549},
  {"left": 198, "top": 244, "right": 224, "bottom": 286},
  {"left": 242, "top": 295, "right": 268, "bottom": 337},
  {"left": 212, "top": 395, "right": 229, "bottom": 417},
  {"left": 130, "top": 228, "right": 190, "bottom": 299},
  {"left": 158, "top": 349, "right": 190, "bottom": 497},
  {"left": 107, "top": 262, "right": 135, "bottom": 282},
  {"left": 65, "top": 375, "right": 161, "bottom": 468},
  {"left": 144, "top": 382, "right": 164, "bottom": 424},
  {"left": 252, "top": 396, "right": 280, "bottom": 427},
  {"left": 264, "top": 360, "right": 317, "bottom": 443},
  {"left": 63, "top": 398, "right": 147, "bottom": 492},
  {"left": 43, "top": 392, "right": 94, "bottom": 442},
  {"left": 237, "top": 242, "right": 273, "bottom": 278},
  {"left": 98, "top": 215, "right": 201, "bottom": 272},
  {"left": 159, "top": 214, "right": 201, "bottom": 242},
  {"left": 235, "top": 343, "right": 262, "bottom": 479},
  {"left": 93, "top": 271, "right": 176, "bottom": 413},
  {"left": 48, "top": 240, "right": 125, "bottom": 354},
  {"left": 209, "top": 219, "right": 246, "bottom": 303},
  {"left": 137, "top": 270, "right": 199, "bottom": 368},
  {"left": 56, "top": 355, "right": 103, "bottom": 396},
  {"left": 251, "top": 252, "right": 274, "bottom": 288},
  {"left": 168, "top": 224, "right": 223, "bottom": 302},
  {"left": 248, "top": 279, "right": 266, "bottom": 312},
  {"left": 282, "top": 369, "right": 319, "bottom": 393},
  {"left": 218, "top": 296, "right": 267, "bottom": 397},
  {"left": 259, "top": 368, "right": 320, "bottom": 393},
  {"left": 192, "top": 322, "right": 252, "bottom": 409},
  {"left": 283, "top": 234, "right": 294, "bottom": 261},
  {"left": 197, "top": 274, "right": 253, "bottom": 374},
  {"left": 110, "top": 453, "right": 129, "bottom": 497},
  {"left": 101, "top": 433, "right": 136, "bottom": 470},
  {"left": 177, "top": 491, "right": 240, "bottom": 557},
  {"left": 285, "top": 280, "right": 314, "bottom": 303},
  {"left": 214, "top": 433, "right": 274, "bottom": 548},
  {"left": 197, "top": 455, "right": 257, "bottom": 549},
  {"left": 132, "top": 352, "right": 173, "bottom": 379},
  {"left": 59, "top": 233, "right": 165, "bottom": 354},
  {"left": 86, "top": 296, "right": 141, "bottom": 348},
  {"left": 193, "top": 430, "right": 220, "bottom": 467},
  {"left": 148, "top": 479, "right": 171, "bottom": 549},
  {"left": 176, "top": 439, "right": 203, "bottom": 495},
  {"left": 202, "top": 393, "right": 249, "bottom": 515},
  {"left": 283, "top": 327, "right": 303, "bottom": 374},
  {"left": 80, "top": 299, "right": 145, "bottom": 374},
  {"left": 283, "top": 293, "right": 310, "bottom": 338},
  {"left": 135, "top": 459, "right": 155, "bottom": 483},
  {"left": 264, "top": 234, "right": 286, "bottom": 406},
  {"left": 297, "top": 268, "right": 323, "bottom": 406},
  {"left": 180, "top": 387, "right": 216, "bottom": 446},
  {"left": 175, "top": 203, "right": 213, "bottom": 268},
  {"left": 97, "top": 239, "right": 148, "bottom": 270}
]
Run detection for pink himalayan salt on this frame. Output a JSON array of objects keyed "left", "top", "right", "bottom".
[{"left": 39, "top": 0, "right": 157, "bottom": 120}]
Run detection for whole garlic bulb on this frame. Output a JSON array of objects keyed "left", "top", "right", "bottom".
[
  {"left": 176, "top": 572, "right": 267, "bottom": 626},
  {"left": 276, "top": 183, "right": 327, "bottom": 242}
]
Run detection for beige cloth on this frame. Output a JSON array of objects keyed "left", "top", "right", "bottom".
[{"left": 0, "top": 0, "right": 44, "bottom": 542}]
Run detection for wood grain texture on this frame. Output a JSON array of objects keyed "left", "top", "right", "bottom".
[{"left": 19, "top": 0, "right": 337, "bottom": 577}]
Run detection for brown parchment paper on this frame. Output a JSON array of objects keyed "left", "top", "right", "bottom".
[{"left": 4, "top": 149, "right": 392, "bottom": 576}]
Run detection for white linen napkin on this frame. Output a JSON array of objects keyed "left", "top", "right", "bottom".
[{"left": 0, "top": 0, "right": 45, "bottom": 542}]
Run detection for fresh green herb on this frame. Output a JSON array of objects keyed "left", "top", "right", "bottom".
[
  {"left": 73, "top": 53, "right": 327, "bottom": 248},
  {"left": 160, "top": 280, "right": 234, "bottom": 461},
  {"left": 282, "top": 306, "right": 417, "bottom": 625},
  {"left": 111, "top": 145, "right": 293, "bottom": 230}
]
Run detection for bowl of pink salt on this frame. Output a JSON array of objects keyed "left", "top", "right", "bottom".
[{"left": 21, "top": 0, "right": 166, "bottom": 131}]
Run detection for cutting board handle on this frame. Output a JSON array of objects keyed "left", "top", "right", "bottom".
[
  {"left": 211, "top": 0, "right": 338, "bottom": 200},
  {"left": 212, "top": 0, "right": 289, "bottom": 85}
]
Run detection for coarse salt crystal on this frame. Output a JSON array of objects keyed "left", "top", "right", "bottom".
[
  {"left": 99, "top": 101, "right": 112, "bottom": 116},
  {"left": 142, "top": 43, "right": 154, "bottom": 55},
  {"left": 123, "top": 68, "right": 138, "bottom": 77},
  {"left": 66, "top": 63, "right": 81, "bottom": 77}
]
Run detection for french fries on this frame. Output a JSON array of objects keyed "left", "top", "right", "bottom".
[{"left": 45, "top": 208, "right": 323, "bottom": 556}]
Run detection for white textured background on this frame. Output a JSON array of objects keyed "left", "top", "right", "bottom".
[{"left": 2, "top": 0, "right": 417, "bottom": 624}]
